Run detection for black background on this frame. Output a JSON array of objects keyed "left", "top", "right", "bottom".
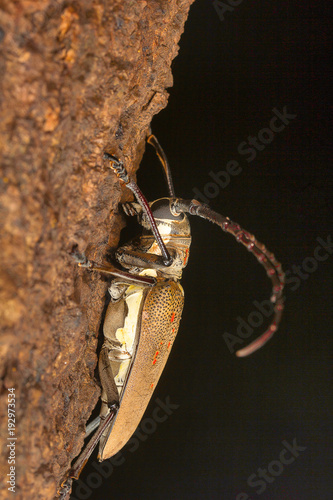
[{"left": 73, "top": 1, "right": 332, "bottom": 499}]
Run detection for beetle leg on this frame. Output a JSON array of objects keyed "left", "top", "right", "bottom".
[
  {"left": 77, "top": 257, "right": 156, "bottom": 286},
  {"left": 97, "top": 343, "right": 131, "bottom": 459},
  {"left": 116, "top": 247, "right": 175, "bottom": 270},
  {"left": 122, "top": 201, "right": 142, "bottom": 217},
  {"left": 99, "top": 345, "right": 121, "bottom": 406},
  {"left": 85, "top": 416, "right": 101, "bottom": 437},
  {"left": 57, "top": 404, "right": 118, "bottom": 499}
]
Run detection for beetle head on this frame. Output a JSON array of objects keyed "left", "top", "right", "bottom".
[
  {"left": 137, "top": 198, "right": 191, "bottom": 276},
  {"left": 140, "top": 197, "right": 191, "bottom": 239}
]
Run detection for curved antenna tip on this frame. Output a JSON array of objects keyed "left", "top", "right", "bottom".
[{"left": 235, "top": 325, "right": 278, "bottom": 357}]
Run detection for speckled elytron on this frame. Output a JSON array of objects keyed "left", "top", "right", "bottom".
[
  {"left": 99, "top": 280, "right": 184, "bottom": 459},
  {"left": 58, "top": 134, "right": 285, "bottom": 499}
]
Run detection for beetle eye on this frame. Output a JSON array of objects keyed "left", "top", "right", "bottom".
[{"left": 151, "top": 198, "right": 184, "bottom": 221}]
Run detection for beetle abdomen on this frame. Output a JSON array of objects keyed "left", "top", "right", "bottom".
[{"left": 99, "top": 279, "right": 184, "bottom": 460}]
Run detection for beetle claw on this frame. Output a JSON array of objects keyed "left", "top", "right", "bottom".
[
  {"left": 122, "top": 202, "right": 141, "bottom": 217},
  {"left": 78, "top": 259, "right": 92, "bottom": 268},
  {"left": 57, "top": 477, "right": 73, "bottom": 499},
  {"left": 71, "top": 247, "right": 89, "bottom": 266},
  {"left": 104, "top": 152, "right": 129, "bottom": 183}
]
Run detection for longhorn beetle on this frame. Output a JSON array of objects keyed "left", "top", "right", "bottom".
[{"left": 58, "top": 133, "right": 285, "bottom": 498}]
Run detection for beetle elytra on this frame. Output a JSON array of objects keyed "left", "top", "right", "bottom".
[{"left": 58, "top": 133, "right": 285, "bottom": 498}]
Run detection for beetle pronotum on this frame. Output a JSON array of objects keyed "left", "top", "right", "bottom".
[{"left": 58, "top": 134, "right": 285, "bottom": 498}]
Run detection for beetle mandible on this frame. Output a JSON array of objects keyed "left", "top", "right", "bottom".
[{"left": 58, "top": 133, "right": 285, "bottom": 498}]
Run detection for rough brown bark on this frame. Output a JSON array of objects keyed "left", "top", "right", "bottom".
[{"left": 0, "top": 1, "right": 194, "bottom": 498}]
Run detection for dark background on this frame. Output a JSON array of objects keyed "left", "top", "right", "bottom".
[{"left": 73, "top": 1, "right": 332, "bottom": 499}]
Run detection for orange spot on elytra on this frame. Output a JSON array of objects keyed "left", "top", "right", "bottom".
[
  {"left": 167, "top": 341, "right": 171, "bottom": 349},
  {"left": 160, "top": 342, "right": 163, "bottom": 345},
  {"left": 172, "top": 327, "right": 175, "bottom": 333},
  {"left": 171, "top": 312, "right": 175, "bottom": 323},
  {"left": 184, "top": 249, "right": 189, "bottom": 265},
  {"left": 152, "top": 350, "right": 160, "bottom": 365},
  {"left": 150, "top": 383, "right": 154, "bottom": 389}
]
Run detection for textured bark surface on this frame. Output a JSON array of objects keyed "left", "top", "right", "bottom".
[{"left": 0, "top": 1, "right": 194, "bottom": 498}]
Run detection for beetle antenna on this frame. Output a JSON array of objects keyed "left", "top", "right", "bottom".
[
  {"left": 172, "top": 199, "right": 285, "bottom": 357},
  {"left": 147, "top": 134, "right": 176, "bottom": 197},
  {"left": 104, "top": 153, "right": 173, "bottom": 266}
]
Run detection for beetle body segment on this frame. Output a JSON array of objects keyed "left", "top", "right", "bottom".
[{"left": 99, "top": 278, "right": 184, "bottom": 460}]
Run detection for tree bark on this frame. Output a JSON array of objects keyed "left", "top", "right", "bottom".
[{"left": 0, "top": 1, "right": 194, "bottom": 498}]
